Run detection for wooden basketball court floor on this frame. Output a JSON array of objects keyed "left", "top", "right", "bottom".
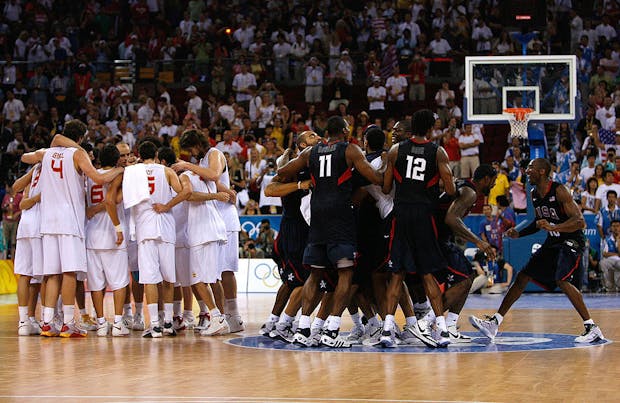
[{"left": 0, "top": 293, "right": 619, "bottom": 403}]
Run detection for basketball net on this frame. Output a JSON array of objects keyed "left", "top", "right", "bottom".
[{"left": 503, "top": 108, "right": 535, "bottom": 140}]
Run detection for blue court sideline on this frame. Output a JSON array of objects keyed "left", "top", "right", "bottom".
[{"left": 462, "top": 293, "right": 620, "bottom": 310}]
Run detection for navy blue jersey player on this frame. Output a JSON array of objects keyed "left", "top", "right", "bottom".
[
  {"left": 381, "top": 109, "right": 456, "bottom": 347},
  {"left": 278, "top": 116, "right": 384, "bottom": 348},
  {"left": 470, "top": 158, "right": 605, "bottom": 343}
]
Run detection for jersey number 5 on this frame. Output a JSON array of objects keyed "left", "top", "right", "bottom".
[
  {"left": 51, "top": 159, "right": 63, "bottom": 179},
  {"left": 148, "top": 176, "right": 155, "bottom": 195},
  {"left": 318, "top": 155, "right": 332, "bottom": 178},
  {"left": 405, "top": 155, "right": 426, "bottom": 181}
]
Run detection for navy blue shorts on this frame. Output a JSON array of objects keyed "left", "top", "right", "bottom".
[
  {"left": 274, "top": 219, "right": 310, "bottom": 289},
  {"left": 388, "top": 205, "right": 446, "bottom": 274},
  {"left": 433, "top": 242, "right": 473, "bottom": 290},
  {"left": 522, "top": 240, "right": 583, "bottom": 291},
  {"left": 303, "top": 242, "right": 356, "bottom": 269}
]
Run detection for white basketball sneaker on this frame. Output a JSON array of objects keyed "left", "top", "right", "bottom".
[
  {"left": 447, "top": 325, "right": 472, "bottom": 343},
  {"left": 201, "top": 315, "right": 230, "bottom": 336},
  {"left": 345, "top": 324, "right": 365, "bottom": 345},
  {"left": 469, "top": 315, "right": 499, "bottom": 341},
  {"left": 112, "top": 321, "right": 130, "bottom": 336},
  {"left": 96, "top": 320, "right": 109, "bottom": 337},
  {"left": 226, "top": 314, "right": 245, "bottom": 333},
  {"left": 132, "top": 314, "right": 145, "bottom": 331},
  {"left": 574, "top": 324, "right": 605, "bottom": 343}
]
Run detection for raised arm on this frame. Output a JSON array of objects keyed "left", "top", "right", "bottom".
[
  {"left": 277, "top": 146, "right": 311, "bottom": 181},
  {"left": 347, "top": 143, "right": 383, "bottom": 185},
  {"left": 75, "top": 149, "right": 123, "bottom": 185},
  {"left": 382, "top": 144, "right": 398, "bottom": 194},
  {"left": 21, "top": 149, "right": 46, "bottom": 165},
  {"left": 437, "top": 146, "right": 455, "bottom": 196},
  {"left": 172, "top": 149, "right": 224, "bottom": 181},
  {"left": 445, "top": 186, "right": 496, "bottom": 260}
]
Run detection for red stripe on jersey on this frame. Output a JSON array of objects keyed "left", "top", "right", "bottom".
[
  {"left": 393, "top": 167, "right": 402, "bottom": 183},
  {"left": 337, "top": 167, "right": 353, "bottom": 185},
  {"left": 380, "top": 217, "right": 397, "bottom": 270},
  {"left": 411, "top": 138, "right": 431, "bottom": 144},
  {"left": 426, "top": 173, "right": 439, "bottom": 188},
  {"left": 311, "top": 173, "right": 316, "bottom": 187},
  {"left": 431, "top": 215, "right": 438, "bottom": 238},
  {"left": 446, "top": 265, "right": 469, "bottom": 279}
]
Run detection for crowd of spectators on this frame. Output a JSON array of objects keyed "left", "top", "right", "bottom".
[{"left": 0, "top": 1, "right": 619, "bottom": 276}]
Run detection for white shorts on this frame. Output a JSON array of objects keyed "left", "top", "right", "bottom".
[
  {"left": 87, "top": 248, "right": 130, "bottom": 291},
  {"left": 127, "top": 241, "right": 138, "bottom": 272},
  {"left": 42, "top": 234, "right": 87, "bottom": 275},
  {"left": 218, "top": 231, "right": 239, "bottom": 275},
  {"left": 14, "top": 237, "right": 42, "bottom": 277},
  {"left": 190, "top": 242, "right": 220, "bottom": 285},
  {"left": 138, "top": 240, "right": 175, "bottom": 285},
  {"left": 175, "top": 246, "right": 191, "bottom": 287}
]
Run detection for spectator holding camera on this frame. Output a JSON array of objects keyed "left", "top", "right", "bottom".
[{"left": 255, "top": 219, "right": 276, "bottom": 257}]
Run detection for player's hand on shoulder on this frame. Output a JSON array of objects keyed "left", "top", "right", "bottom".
[{"left": 171, "top": 161, "right": 189, "bottom": 172}]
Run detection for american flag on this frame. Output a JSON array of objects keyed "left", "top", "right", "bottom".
[
  {"left": 599, "top": 128, "right": 616, "bottom": 145},
  {"left": 381, "top": 45, "right": 398, "bottom": 81}
]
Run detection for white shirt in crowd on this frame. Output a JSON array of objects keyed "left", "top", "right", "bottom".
[
  {"left": 216, "top": 140, "right": 243, "bottom": 158},
  {"left": 458, "top": 131, "right": 484, "bottom": 157},
  {"left": 367, "top": 85, "right": 386, "bottom": 110},
  {"left": 2, "top": 98, "right": 24, "bottom": 122},
  {"left": 232, "top": 72, "right": 257, "bottom": 103},
  {"left": 305, "top": 65, "right": 324, "bottom": 86},
  {"left": 386, "top": 75, "right": 408, "bottom": 101},
  {"left": 158, "top": 124, "right": 178, "bottom": 138},
  {"left": 187, "top": 95, "right": 203, "bottom": 116}
]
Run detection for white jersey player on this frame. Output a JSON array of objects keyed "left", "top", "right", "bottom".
[
  {"left": 128, "top": 141, "right": 188, "bottom": 338},
  {"left": 21, "top": 120, "right": 123, "bottom": 338},
  {"left": 85, "top": 145, "right": 130, "bottom": 337},
  {"left": 173, "top": 130, "right": 244, "bottom": 332},
  {"left": 116, "top": 142, "right": 144, "bottom": 331},
  {"left": 12, "top": 164, "right": 43, "bottom": 336}
]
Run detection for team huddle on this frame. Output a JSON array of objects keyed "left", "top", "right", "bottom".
[
  {"left": 14, "top": 119, "right": 244, "bottom": 338},
  {"left": 13, "top": 109, "right": 605, "bottom": 346}
]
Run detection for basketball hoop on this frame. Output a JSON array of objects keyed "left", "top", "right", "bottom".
[{"left": 503, "top": 108, "right": 535, "bottom": 139}]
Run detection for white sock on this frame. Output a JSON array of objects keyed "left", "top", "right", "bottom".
[
  {"left": 436, "top": 315, "right": 447, "bottom": 333},
  {"left": 183, "top": 309, "right": 194, "bottom": 318},
  {"left": 97, "top": 317, "right": 106, "bottom": 325},
  {"left": 18, "top": 306, "right": 28, "bottom": 322},
  {"left": 446, "top": 312, "right": 459, "bottom": 328},
  {"left": 164, "top": 303, "right": 174, "bottom": 323},
  {"left": 299, "top": 315, "right": 312, "bottom": 330},
  {"left": 79, "top": 308, "right": 87, "bottom": 316},
  {"left": 225, "top": 298, "right": 239, "bottom": 317},
  {"left": 350, "top": 312, "right": 363, "bottom": 327},
  {"left": 281, "top": 313, "right": 294, "bottom": 324},
  {"left": 268, "top": 313, "right": 280, "bottom": 322},
  {"left": 368, "top": 316, "right": 381, "bottom": 328},
  {"left": 423, "top": 309, "right": 436, "bottom": 323},
  {"left": 114, "top": 314, "right": 123, "bottom": 323},
  {"left": 135, "top": 303, "right": 143, "bottom": 316},
  {"left": 198, "top": 300, "right": 208, "bottom": 314},
  {"left": 147, "top": 304, "right": 159, "bottom": 326},
  {"left": 43, "top": 306, "right": 54, "bottom": 324},
  {"left": 63, "top": 305, "right": 76, "bottom": 325},
  {"left": 494, "top": 313, "right": 504, "bottom": 325},
  {"left": 310, "top": 317, "right": 324, "bottom": 331},
  {"left": 123, "top": 304, "right": 133, "bottom": 316},
  {"left": 210, "top": 308, "right": 221, "bottom": 317},
  {"left": 405, "top": 316, "right": 417, "bottom": 327},
  {"left": 326, "top": 315, "right": 341, "bottom": 331},
  {"left": 414, "top": 299, "right": 431, "bottom": 310},
  {"left": 173, "top": 300, "right": 182, "bottom": 317},
  {"left": 584, "top": 318, "right": 594, "bottom": 325},
  {"left": 383, "top": 314, "right": 396, "bottom": 331}
]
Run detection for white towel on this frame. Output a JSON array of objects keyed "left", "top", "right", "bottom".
[
  {"left": 122, "top": 164, "right": 150, "bottom": 242},
  {"left": 122, "top": 163, "right": 150, "bottom": 209},
  {"left": 300, "top": 191, "right": 311, "bottom": 226}
]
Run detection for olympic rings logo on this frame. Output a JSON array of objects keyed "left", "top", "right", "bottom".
[{"left": 253, "top": 261, "right": 281, "bottom": 288}]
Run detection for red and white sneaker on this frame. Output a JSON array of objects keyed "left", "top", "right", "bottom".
[
  {"left": 40, "top": 322, "right": 60, "bottom": 337},
  {"left": 59, "top": 323, "right": 87, "bottom": 338}
]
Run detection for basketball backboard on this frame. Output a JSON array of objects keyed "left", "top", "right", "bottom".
[{"left": 464, "top": 55, "right": 578, "bottom": 123}]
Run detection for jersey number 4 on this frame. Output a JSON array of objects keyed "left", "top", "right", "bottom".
[
  {"left": 318, "top": 155, "right": 332, "bottom": 178},
  {"left": 51, "top": 159, "right": 63, "bottom": 179},
  {"left": 405, "top": 155, "right": 426, "bottom": 181}
]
